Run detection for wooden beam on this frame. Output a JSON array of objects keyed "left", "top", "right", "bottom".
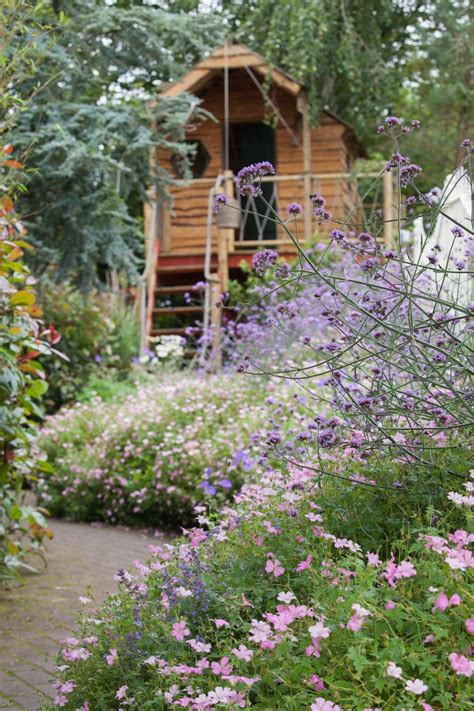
[
  {"left": 209, "top": 273, "right": 222, "bottom": 370},
  {"left": 301, "top": 92, "right": 312, "bottom": 242}
]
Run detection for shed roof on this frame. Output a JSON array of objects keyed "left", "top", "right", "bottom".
[{"left": 161, "top": 43, "right": 303, "bottom": 99}]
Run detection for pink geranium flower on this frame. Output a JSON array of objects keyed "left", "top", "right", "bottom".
[
  {"left": 105, "top": 648, "right": 118, "bottom": 666},
  {"left": 405, "top": 679, "right": 428, "bottom": 695},
  {"left": 346, "top": 603, "right": 372, "bottom": 632},
  {"left": 386, "top": 661, "right": 403, "bottom": 679},
  {"left": 171, "top": 621, "right": 190, "bottom": 641},
  {"left": 213, "top": 618, "right": 230, "bottom": 628},
  {"left": 310, "top": 699, "right": 343, "bottom": 710},
  {"left": 210, "top": 656, "right": 233, "bottom": 676},
  {"left": 296, "top": 555, "right": 313, "bottom": 572},
  {"left": 433, "top": 592, "right": 461, "bottom": 612},
  {"left": 465, "top": 618, "right": 474, "bottom": 634},
  {"left": 448, "top": 652, "right": 474, "bottom": 677},
  {"left": 115, "top": 685, "right": 128, "bottom": 700},
  {"left": 232, "top": 644, "right": 253, "bottom": 662},
  {"left": 265, "top": 558, "right": 285, "bottom": 577}
]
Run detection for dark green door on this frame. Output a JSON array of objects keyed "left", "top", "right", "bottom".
[{"left": 228, "top": 122, "right": 277, "bottom": 241}]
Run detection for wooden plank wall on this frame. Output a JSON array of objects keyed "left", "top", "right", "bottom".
[{"left": 158, "top": 69, "right": 356, "bottom": 255}]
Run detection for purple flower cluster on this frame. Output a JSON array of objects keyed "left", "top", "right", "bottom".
[
  {"left": 213, "top": 193, "right": 228, "bottom": 213},
  {"left": 236, "top": 161, "right": 275, "bottom": 197},
  {"left": 252, "top": 248, "right": 279, "bottom": 276},
  {"left": 287, "top": 202, "right": 302, "bottom": 216}
]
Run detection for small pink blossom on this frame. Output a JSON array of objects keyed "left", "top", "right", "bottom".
[
  {"left": 171, "top": 621, "right": 190, "bottom": 641},
  {"left": 386, "top": 661, "right": 403, "bottom": 679},
  {"left": 115, "top": 685, "right": 128, "bottom": 700},
  {"left": 265, "top": 557, "right": 285, "bottom": 577},
  {"left": 310, "top": 699, "right": 343, "bottom": 710},
  {"left": 465, "top": 618, "right": 474, "bottom": 634},
  {"left": 296, "top": 555, "right": 313, "bottom": 572},
  {"left": 308, "top": 620, "right": 331, "bottom": 640},
  {"left": 232, "top": 644, "right": 253, "bottom": 662},
  {"left": 448, "top": 652, "right": 474, "bottom": 677},
  {"left": 405, "top": 679, "right": 428, "bottom": 695},
  {"left": 347, "top": 603, "right": 372, "bottom": 632},
  {"left": 213, "top": 618, "right": 230, "bottom": 628},
  {"left": 366, "top": 552, "right": 381, "bottom": 566},
  {"left": 277, "top": 591, "right": 296, "bottom": 604},
  {"left": 210, "top": 656, "right": 233, "bottom": 676},
  {"left": 309, "top": 674, "right": 325, "bottom": 690},
  {"left": 105, "top": 647, "right": 118, "bottom": 666},
  {"left": 433, "top": 592, "right": 462, "bottom": 612},
  {"left": 385, "top": 600, "right": 396, "bottom": 610}
]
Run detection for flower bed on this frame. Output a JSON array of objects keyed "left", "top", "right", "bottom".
[
  {"left": 44, "top": 462, "right": 473, "bottom": 710},
  {"left": 37, "top": 375, "right": 295, "bottom": 528}
]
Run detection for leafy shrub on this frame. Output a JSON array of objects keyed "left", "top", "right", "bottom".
[
  {"left": 37, "top": 375, "right": 294, "bottom": 528},
  {"left": 0, "top": 146, "right": 54, "bottom": 582},
  {"left": 38, "top": 278, "right": 139, "bottom": 411},
  {"left": 43, "top": 461, "right": 473, "bottom": 710}
]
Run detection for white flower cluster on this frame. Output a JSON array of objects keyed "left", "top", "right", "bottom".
[{"left": 139, "top": 335, "right": 185, "bottom": 367}]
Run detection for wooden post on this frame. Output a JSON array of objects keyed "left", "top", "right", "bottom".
[
  {"left": 300, "top": 93, "right": 312, "bottom": 243},
  {"left": 217, "top": 170, "right": 234, "bottom": 292},
  {"left": 209, "top": 274, "right": 222, "bottom": 370},
  {"left": 383, "top": 170, "right": 395, "bottom": 247}
]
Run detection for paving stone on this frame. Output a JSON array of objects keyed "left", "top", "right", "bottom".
[{"left": 0, "top": 518, "right": 167, "bottom": 710}]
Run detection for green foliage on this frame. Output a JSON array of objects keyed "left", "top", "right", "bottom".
[
  {"left": 0, "top": 157, "right": 53, "bottom": 582},
  {"left": 218, "top": 0, "right": 422, "bottom": 139},
  {"left": 398, "top": 0, "right": 474, "bottom": 186},
  {"left": 9, "top": 0, "right": 223, "bottom": 288},
  {"left": 42, "top": 459, "right": 473, "bottom": 709},
  {"left": 38, "top": 279, "right": 139, "bottom": 410}
]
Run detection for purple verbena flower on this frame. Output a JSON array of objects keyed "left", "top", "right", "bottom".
[
  {"left": 330, "top": 229, "right": 346, "bottom": 242},
  {"left": 236, "top": 162, "right": 275, "bottom": 197},
  {"left": 213, "top": 193, "right": 228, "bottom": 213},
  {"left": 252, "top": 248, "right": 279, "bottom": 276},
  {"left": 287, "top": 202, "right": 302, "bottom": 216},
  {"left": 399, "top": 163, "right": 422, "bottom": 187},
  {"left": 385, "top": 116, "right": 402, "bottom": 127}
]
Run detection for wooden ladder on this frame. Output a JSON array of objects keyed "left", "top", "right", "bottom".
[{"left": 146, "top": 257, "right": 217, "bottom": 346}]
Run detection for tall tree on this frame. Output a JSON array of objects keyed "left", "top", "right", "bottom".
[
  {"left": 9, "top": 1, "right": 222, "bottom": 288},
  {"left": 397, "top": 0, "right": 473, "bottom": 187}
]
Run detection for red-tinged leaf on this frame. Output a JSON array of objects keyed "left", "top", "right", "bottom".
[
  {"left": 43, "top": 323, "right": 62, "bottom": 345},
  {"left": 3, "top": 143, "right": 14, "bottom": 154},
  {"left": 18, "top": 349, "right": 41, "bottom": 364},
  {"left": 4, "top": 159, "right": 24, "bottom": 169}
]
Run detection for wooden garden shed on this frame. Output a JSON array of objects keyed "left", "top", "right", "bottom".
[{"left": 143, "top": 43, "right": 370, "bottom": 347}]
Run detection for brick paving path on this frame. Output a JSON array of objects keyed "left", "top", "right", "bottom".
[{"left": 0, "top": 519, "right": 167, "bottom": 710}]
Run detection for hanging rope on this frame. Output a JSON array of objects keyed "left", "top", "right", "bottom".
[{"left": 224, "top": 37, "right": 230, "bottom": 172}]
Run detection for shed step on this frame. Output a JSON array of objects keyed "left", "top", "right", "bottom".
[
  {"left": 157, "top": 264, "right": 209, "bottom": 273},
  {"left": 155, "top": 285, "right": 199, "bottom": 294},
  {"left": 150, "top": 327, "right": 202, "bottom": 336},
  {"left": 153, "top": 306, "right": 202, "bottom": 315}
]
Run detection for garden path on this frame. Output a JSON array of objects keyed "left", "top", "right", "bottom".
[{"left": 0, "top": 519, "right": 167, "bottom": 710}]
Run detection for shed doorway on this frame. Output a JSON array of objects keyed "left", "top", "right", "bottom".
[{"left": 227, "top": 122, "right": 277, "bottom": 242}]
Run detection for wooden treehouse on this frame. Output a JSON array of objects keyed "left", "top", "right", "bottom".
[{"left": 142, "top": 43, "right": 390, "bottom": 355}]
